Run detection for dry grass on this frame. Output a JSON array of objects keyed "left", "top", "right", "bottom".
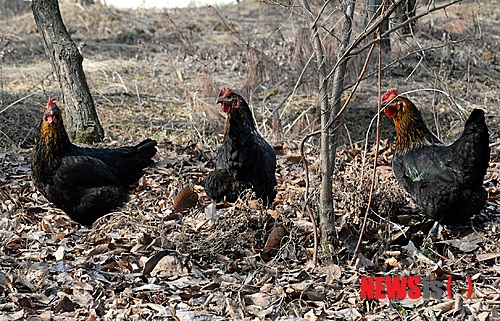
[{"left": 0, "top": 0, "right": 499, "bottom": 319}]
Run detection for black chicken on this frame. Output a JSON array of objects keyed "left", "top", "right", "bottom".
[
  {"left": 204, "top": 88, "right": 277, "bottom": 206},
  {"left": 31, "top": 98, "right": 157, "bottom": 225},
  {"left": 383, "top": 88, "right": 490, "bottom": 224}
]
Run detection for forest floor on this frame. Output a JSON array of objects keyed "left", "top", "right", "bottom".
[{"left": 0, "top": 0, "right": 499, "bottom": 320}]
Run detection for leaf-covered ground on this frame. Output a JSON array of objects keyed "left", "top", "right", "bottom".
[{"left": 0, "top": 1, "right": 499, "bottom": 320}]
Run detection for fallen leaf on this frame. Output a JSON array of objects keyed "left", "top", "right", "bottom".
[
  {"left": 173, "top": 188, "right": 198, "bottom": 211},
  {"left": 261, "top": 223, "right": 288, "bottom": 261}
]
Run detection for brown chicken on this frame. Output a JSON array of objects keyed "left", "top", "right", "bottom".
[
  {"left": 204, "top": 88, "right": 277, "bottom": 206},
  {"left": 383, "top": 88, "right": 490, "bottom": 224},
  {"left": 31, "top": 98, "right": 157, "bottom": 225}
]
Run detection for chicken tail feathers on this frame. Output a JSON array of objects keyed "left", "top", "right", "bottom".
[
  {"left": 464, "top": 109, "right": 486, "bottom": 133},
  {"left": 462, "top": 109, "right": 489, "bottom": 153},
  {"left": 112, "top": 139, "right": 157, "bottom": 186},
  {"left": 454, "top": 108, "right": 490, "bottom": 185},
  {"left": 136, "top": 139, "right": 157, "bottom": 152},
  {"left": 134, "top": 139, "right": 158, "bottom": 166}
]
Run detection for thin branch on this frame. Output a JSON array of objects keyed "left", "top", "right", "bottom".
[
  {"left": 306, "top": 204, "right": 318, "bottom": 264},
  {"left": 270, "top": 89, "right": 296, "bottom": 116},
  {"left": 344, "top": 37, "right": 475, "bottom": 91},
  {"left": 310, "top": 0, "right": 332, "bottom": 30},
  {"left": 0, "top": 90, "right": 43, "bottom": 115},
  {"left": 324, "top": 0, "right": 406, "bottom": 81}
]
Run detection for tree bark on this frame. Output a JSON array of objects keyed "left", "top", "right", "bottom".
[{"left": 32, "top": 0, "right": 104, "bottom": 143}]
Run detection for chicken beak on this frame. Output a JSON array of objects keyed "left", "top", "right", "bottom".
[
  {"left": 44, "top": 107, "right": 58, "bottom": 124},
  {"left": 216, "top": 97, "right": 229, "bottom": 104}
]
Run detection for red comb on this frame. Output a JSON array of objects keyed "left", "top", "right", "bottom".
[
  {"left": 382, "top": 88, "right": 398, "bottom": 103},
  {"left": 219, "top": 87, "right": 232, "bottom": 97},
  {"left": 47, "top": 97, "right": 57, "bottom": 108}
]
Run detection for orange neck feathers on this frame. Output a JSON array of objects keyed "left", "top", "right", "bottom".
[
  {"left": 37, "top": 99, "right": 71, "bottom": 156},
  {"left": 389, "top": 97, "right": 441, "bottom": 154}
]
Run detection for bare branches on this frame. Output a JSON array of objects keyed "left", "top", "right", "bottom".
[
  {"left": 324, "top": 0, "right": 406, "bottom": 82},
  {"left": 350, "top": 0, "right": 463, "bottom": 57}
]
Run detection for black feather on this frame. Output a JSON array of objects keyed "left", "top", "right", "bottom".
[
  {"left": 392, "top": 107, "right": 490, "bottom": 224},
  {"left": 205, "top": 90, "right": 277, "bottom": 206},
  {"left": 31, "top": 101, "right": 157, "bottom": 225}
]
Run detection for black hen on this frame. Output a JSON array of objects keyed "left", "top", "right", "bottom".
[
  {"left": 205, "top": 88, "right": 277, "bottom": 206},
  {"left": 31, "top": 98, "right": 157, "bottom": 225},
  {"left": 383, "top": 88, "right": 490, "bottom": 224}
]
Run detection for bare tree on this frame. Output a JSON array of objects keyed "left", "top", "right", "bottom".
[
  {"left": 324, "top": 0, "right": 356, "bottom": 255},
  {"left": 32, "top": 0, "right": 104, "bottom": 143},
  {"left": 300, "top": 0, "right": 333, "bottom": 258},
  {"left": 296, "top": 0, "right": 462, "bottom": 262}
]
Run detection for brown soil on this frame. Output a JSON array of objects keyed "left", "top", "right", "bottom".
[{"left": 0, "top": 0, "right": 499, "bottom": 320}]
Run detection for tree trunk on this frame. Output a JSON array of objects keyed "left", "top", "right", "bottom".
[
  {"left": 301, "top": 0, "right": 337, "bottom": 260},
  {"left": 32, "top": 0, "right": 104, "bottom": 143},
  {"left": 315, "top": 26, "right": 335, "bottom": 260},
  {"left": 314, "top": 0, "right": 356, "bottom": 259}
]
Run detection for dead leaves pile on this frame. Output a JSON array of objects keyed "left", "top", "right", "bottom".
[{"left": 0, "top": 140, "right": 500, "bottom": 320}]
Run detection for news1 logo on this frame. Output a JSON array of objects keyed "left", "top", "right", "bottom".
[{"left": 360, "top": 275, "right": 473, "bottom": 300}]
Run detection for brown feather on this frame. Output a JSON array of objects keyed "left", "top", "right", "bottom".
[{"left": 387, "top": 97, "right": 441, "bottom": 154}]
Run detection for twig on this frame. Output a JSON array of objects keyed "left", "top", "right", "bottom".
[
  {"left": 309, "top": 0, "right": 332, "bottom": 30},
  {"left": 305, "top": 205, "right": 318, "bottom": 264},
  {"left": 0, "top": 90, "right": 43, "bottom": 115},
  {"left": 344, "top": 37, "right": 477, "bottom": 91},
  {"left": 270, "top": 90, "right": 294, "bottom": 116},
  {"left": 134, "top": 80, "right": 142, "bottom": 106},
  {"left": 489, "top": 141, "right": 500, "bottom": 148},
  {"left": 281, "top": 52, "right": 314, "bottom": 124},
  {"left": 324, "top": 0, "right": 406, "bottom": 82},
  {"left": 186, "top": 91, "right": 206, "bottom": 143},
  {"left": 112, "top": 71, "right": 128, "bottom": 92},
  {"left": 209, "top": 6, "right": 270, "bottom": 61},
  {"left": 397, "top": 88, "right": 465, "bottom": 119}
]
